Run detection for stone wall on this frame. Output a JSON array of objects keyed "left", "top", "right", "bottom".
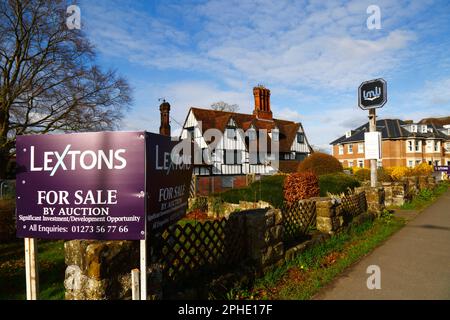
[
  {"left": 315, "top": 197, "right": 344, "bottom": 234},
  {"left": 355, "top": 186, "right": 385, "bottom": 216},
  {"left": 63, "top": 192, "right": 371, "bottom": 299},
  {"left": 205, "top": 197, "right": 272, "bottom": 218},
  {"left": 382, "top": 182, "right": 407, "bottom": 207},
  {"left": 64, "top": 240, "right": 139, "bottom": 300},
  {"left": 242, "top": 208, "right": 284, "bottom": 274}
]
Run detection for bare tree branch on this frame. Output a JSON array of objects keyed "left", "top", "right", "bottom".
[{"left": 0, "top": 0, "right": 132, "bottom": 178}]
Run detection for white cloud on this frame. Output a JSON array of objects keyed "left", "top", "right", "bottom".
[
  {"left": 415, "top": 78, "right": 450, "bottom": 106},
  {"left": 79, "top": 0, "right": 447, "bottom": 147},
  {"left": 121, "top": 81, "right": 252, "bottom": 133},
  {"left": 81, "top": 0, "right": 423, "bottom": 91}
]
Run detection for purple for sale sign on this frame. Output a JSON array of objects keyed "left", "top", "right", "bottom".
[{"left": 16, "top": 131, "right": 146, "bottom": 240}]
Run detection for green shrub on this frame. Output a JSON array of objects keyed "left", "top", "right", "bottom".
[
  {"left": 354, "top": 168, "right": 370, "bottom": 181},
  {"left": 189, "top": 196, "right": 208, "bottom": 212},
  {"left": 216, "top": 175, "right": 286, "bottom": 208},
  {"left": 377, "top": 167, "right": 393, "bottom": 182},
  {"left": 283, "top": 171, "right": 320, "bottom": 203},
  {"left": 319, "top": 172, "right": 360, "bottom": 196},
  {"left": 208, "top": 196, "right": 224, "bottom": 216},
  {"left": 353, "top": 167, "right": 393, "bottom": 182},
  {"left": 297, "top": 152, "right": 343, "bottom": 176}
]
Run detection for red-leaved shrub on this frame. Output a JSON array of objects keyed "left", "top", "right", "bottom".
[{"left": 283, "top": 171, "right": 320, "bottom": 203}]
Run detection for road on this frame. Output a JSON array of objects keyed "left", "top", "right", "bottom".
[{"left": 314, "top": 190, "right": 450, "bottom": 300}]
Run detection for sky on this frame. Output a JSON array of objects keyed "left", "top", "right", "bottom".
[{"left": 78, "top": 0, "right": 450, "bottom": 150}]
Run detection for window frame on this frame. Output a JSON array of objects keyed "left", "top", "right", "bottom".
[
  {"left": 358, "top": 143, "right": 364, "bottom": 154},
  {"left": 348, "top": 144, "right": 353, "bottom": 154},
  {"left": 434, "top": 141, "right": 440, "bottom": 152},
  {"left": 357, "top": 159, "right": 364, "bottom": 168},
  {"left": 414, "top": 140, "right": 421, "bottom": 152}
]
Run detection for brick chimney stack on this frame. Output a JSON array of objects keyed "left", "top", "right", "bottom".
[
  {"left": 253, "top": 86, "right": 273, "bottom": 120},
  {"left": 159, "top": 100, "right": 171, "bottom": 136}
]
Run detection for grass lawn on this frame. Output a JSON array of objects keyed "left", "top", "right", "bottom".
[
  {"left": 400, "top": 181, "right": 449, "bottom": 211},
  {"left": 0, "top": 240, "right": 65, "bottom": 300},
  {"left": 227, "top": 214, "right": 405, "bottom": 300},
  {"left": 216, "top": 173, "right": 360, "bottom": 208},
  {"left": 217, "top": 175, "right": 286, "bottom": 208}
]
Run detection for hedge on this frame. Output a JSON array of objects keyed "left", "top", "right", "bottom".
[{"left": 319, "top": 172, "right": 360, "bottom": 196}]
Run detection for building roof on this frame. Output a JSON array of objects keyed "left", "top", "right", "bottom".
[
  {"left": 188, "top": 107, "right": 311, "bottom": 153},
  {"left": 419, "top": 116, "right": 450, "bottom": 126},
  {"left": 330, "top": 119, "right": 450, "bottom": 145}
]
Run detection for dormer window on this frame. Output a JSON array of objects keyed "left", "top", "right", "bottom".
[
  {"left": 421, "top": 125, "right": 428, "bottom": 133},
  {"left": 411, "top": 125, "right": 417, "bottom": 133},
  {"left": 345, "top": 130, "right": 352, "bottom": 138}
]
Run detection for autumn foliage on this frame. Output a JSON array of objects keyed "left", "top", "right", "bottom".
[
  {"left": 283, "top": 171, "right": 320, "bottom": 203},
  {"left": 297, "top": 152, "right": 343, "bottom": 176}
]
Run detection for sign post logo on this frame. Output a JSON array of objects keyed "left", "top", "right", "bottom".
[{"left": 358, "top": 78, "right": 387, "bottom": 110}]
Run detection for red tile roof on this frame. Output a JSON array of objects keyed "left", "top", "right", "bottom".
[{"left": 189, "top": 107, "right": 305, "bottom": 153}]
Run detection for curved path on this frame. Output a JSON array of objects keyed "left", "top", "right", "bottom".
[{"left": 314, "top": 190, "right": 450, "bottom": 300}]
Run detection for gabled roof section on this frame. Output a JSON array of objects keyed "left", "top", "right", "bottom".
[
  {"left": 187, "top": 107, "right": 307, "bottom": 152},
  {"left": 330, "top": 119, "right": 450, "bottom": 145},
  {"left": 419, "top": 116, "right": 450, "bottom": 127}
]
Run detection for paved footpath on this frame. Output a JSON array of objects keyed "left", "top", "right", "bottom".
[{"left": 314, "top": 190, "right": 450, "bottom": 300}]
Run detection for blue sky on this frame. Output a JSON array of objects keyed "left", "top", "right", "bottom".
[{"left": 79, "top": 0, "right": 450, "bottom": 150}]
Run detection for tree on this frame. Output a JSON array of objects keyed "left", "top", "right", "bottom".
[
  {"left": 210, "top": 101, "right": 239, "bottom": 112},
  {"left": 0, "top": 0, "right": 132, "bottom": 178}
]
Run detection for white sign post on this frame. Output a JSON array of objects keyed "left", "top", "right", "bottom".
[
  {"left": 358, "top": 79, "right": 387, "bottom": 188},
  {"left": 131, "top": 268, "right": 140, "bottom": 300},
  {"left": 24, "top": 238, "right": 38, "bottom": 300}
]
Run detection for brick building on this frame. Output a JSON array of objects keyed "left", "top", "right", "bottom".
[
  {"left": 177, "top": 86, "right": 313, "bottom": 195},
  {"left": 330, "top": 119, "right": 450, "bottom": 168}
]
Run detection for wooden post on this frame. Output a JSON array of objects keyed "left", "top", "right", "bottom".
[
  {"left": 140, "top": 239, "right": 147, "bottom": 300},
  {"left": 369, "top": 108, "right": 377, "bottom": 188},
  {"left": 24, "top": 238, "right": 38, "bottom": 300},
  {"left": 131, "top": 268, "right": 140, "bottom": 300}
]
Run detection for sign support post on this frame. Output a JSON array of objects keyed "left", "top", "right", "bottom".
[
  {"left": 24, "top": 238, "right": 38, "bottom": 300},
  {"left": 139, "top": 238, "right": 147, "bottom": 300},
  {"left": 140, "top": 132, "right": 147, "bottom": 300},
  {"left": 358, "top": 78, "right": 387, "bottom": 188},
  {"left": 369, "top": 109, "right": 377, "bottom": 187}
]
